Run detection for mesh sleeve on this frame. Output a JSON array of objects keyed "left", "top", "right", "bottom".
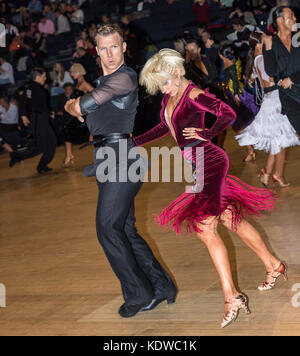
[{"left": 79, "top": 71, "right": 135, "bottom": 115}]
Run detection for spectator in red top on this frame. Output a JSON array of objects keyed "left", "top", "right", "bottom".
[{"left": 192, "top": 0, "right": 211, "bottom": 25}]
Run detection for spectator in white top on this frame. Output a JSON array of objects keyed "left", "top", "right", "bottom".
[
  {"left": 5, "top": 22, "right": 19, "bottom": 37},
  {"left": 50, "top": 62, "right": 74, "bottom": 97},
  {"left": 70, "top": 3, "right": 84, "bottom": 25},
  {"left": 55, "top": 10, "right": 71, "bottom": 35},
  {"left": 0, "top": 96, "right": 19, "bottom": 125},
  {"left": 0, "top": 57, "right": 15, "bottom": 85}
]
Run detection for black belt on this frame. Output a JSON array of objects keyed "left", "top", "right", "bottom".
[
  {"left": 79, "top": 133, "right": 131, "bottom": 150},
  {"left": 264, "top": 85, "right": 278, "bottom": 94}
]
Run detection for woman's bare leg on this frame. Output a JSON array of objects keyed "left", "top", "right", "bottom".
[
  {"left": 62, "top": 141, "right": 74, "bottom": 166},
  {"left": 196, "top": 216, "right": 239, "bottom": 304},
  {"left": 265, "top": 153, "right": 275, "bottom": 175},
  {"left": 220, "top": 209, "right": 280, "bottom": 273},
  {"left": 274, "top": 148, "right": 286, "bottom": 177}
]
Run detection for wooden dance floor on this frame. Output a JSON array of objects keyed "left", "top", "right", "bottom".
[{"left": 0, "top": 129, "right": 300, "bottom": 336}]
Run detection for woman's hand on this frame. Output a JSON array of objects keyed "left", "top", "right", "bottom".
[{"left": 182, "top": 127, "right": 207, "bottom": 141}]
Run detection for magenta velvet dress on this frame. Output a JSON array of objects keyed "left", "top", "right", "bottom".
[{"left": 134, "top": 82, "right": 275, "bottom": 234}]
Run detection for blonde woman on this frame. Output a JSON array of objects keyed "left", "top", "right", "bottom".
[
  {"left": 70, "top": 63, "right": 94, "bottom": 94},
  {"left": 133, "top": 49, "right": 287, "bottom": 328},
  {"left": 65, "top": 63, "right": 94, "bottom": 164}
]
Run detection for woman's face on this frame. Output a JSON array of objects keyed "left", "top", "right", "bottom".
[
  {"left": 55, "top": 64, "right": 62, "bottom": 72},
  {"left": 71, "top": 70, "right": 78, "bottom": 79},
  {"left": 81, "top": 31, "right": 88, "bottom": 40},
  {"left": 161, "top": 78, "right": 180, "bottom": 97}
]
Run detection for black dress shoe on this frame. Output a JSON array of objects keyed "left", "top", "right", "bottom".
[
  {"left": 118, "top": 300, "right": 152, "bottom": 318},
  {"left": 37, "top": 166, "right": 53, "bottom": 173},
  {"left": 141, "top": 294, "right": 176, "bottom": 311}
]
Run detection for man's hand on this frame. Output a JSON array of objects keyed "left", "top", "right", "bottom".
[
  {"left": 64, "top": 98, "right": 84, "bottom": 122},
  {"left": 278, "top": 77, "right": 293, "bottom": 89}
]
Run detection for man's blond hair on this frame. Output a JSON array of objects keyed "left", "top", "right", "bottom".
[
  {"left": 139, "top": 49, "right": 185, "bottom": 95},
  {"left": 95, "top": 24, "right": 124, "bottom": 45}
]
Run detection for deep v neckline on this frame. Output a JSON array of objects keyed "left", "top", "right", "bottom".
[{"left": 164, "top": 81, "right": 192, "bottom": 124}]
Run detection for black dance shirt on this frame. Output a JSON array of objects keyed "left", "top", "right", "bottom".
[
  {"left": 79, "top": 64, "right": 138, "bottom": 136},
  {"left": 263, "top": 35, "right": 300, "bottom": 106}
]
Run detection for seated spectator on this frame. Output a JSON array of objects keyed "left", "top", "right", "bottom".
[
  {"left": 50, "top": 62, "right": 74, "bottom": 108},
  {"left": 185, "top": 37, "right": 219, "bottom": 93},
  {"left": 9, "top": 31, "right": 31, "bottom": 62},
  {"left": 27, "top": 0, "right": 43, "bottom": 15},
  {"left": 192, "top": 0, "right": 211, "bottom": 26},
  {"left": 73, "top": 30, "right": 97, "bottom": 58},
  {"left": 88, "top": 22, "right": 98, "bottom": 39},
  {"left": 75, "top": 47, "right": 98, "bottom": 83},
  {"left": 5, "top": 22, "right": 19, "bottom": 46},
  {"left": 70, "top": 2, "right": 85, "bottom": 26},
  {"left": 38, "top": 16, "right": 56, "bottom": 36},
  {"left": 0, "top": 95, "right": 21, "bottom": 147},
  {"left": 173, "top": 36, "right": 185, "bottom": 56},
  {"left": 0, "top": 95, "right": 19, "bottom": 125},
  {"left": 43, "top": 4, "right": 56, "bottom": 24},
  {"left": 70, "top": 63, "right": 94, "bottom": 94},
  {"left": 55, "top": 10, "right": 71, "bottom": 35},
  {"left": 10, "top": 6, "right": 21, "bottom": 27},
  {"left": 0, "top": 56, "right": 15, "bottom": 86},
  {"left": 32, "top": 31, "right": 46, "bottom": 56},
  {"left": 54, "top": 9, "right": 72, "bottom": 50},
  {"left": 51, "top": 62, "right": 74, "bottom": 91},
  {"left": 28, "top": 0, "right": 42, "bottom": 21},
  {"left": 226, "top": 17, "right": 259, "bottom": 59}
]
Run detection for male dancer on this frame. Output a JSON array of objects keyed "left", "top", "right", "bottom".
[
  {"left": 263, "top": 6, "right": 300, "bottom": 135},
  {"left": 65, "top": 25, "right": 176, "bottom": 318},
  {"left": 19, "top": 68, "right": 57, "bottom": 173}
]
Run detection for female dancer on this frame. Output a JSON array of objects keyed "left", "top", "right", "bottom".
[
  {"left": 61, "top": 63, "right": 94, "bottom": 165},
  {"left": 236, "top": 32, "right": 300, "bottom": 187},
  {"left": 134, "top": 49, "right": 287, "bottom": 328},
  {"left": 70, "top": 63, "right": 94, "bottom": 94},
  {"left": 219, "top": 44, "right": 259, "bottom": 160}
]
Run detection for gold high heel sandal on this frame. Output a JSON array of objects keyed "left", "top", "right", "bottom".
[
  {"left": 62, "top": 155, "right": 74, "bottom": 168},
  {"left": 272, "top": 174, "right": 290, "bottom": 188},
  {"left": 221, "top": 293, "right": 251, "bottom": 328},
  {"left": 243, "top": 151, "right": 256, "bottom": 162},
  {"left": 258, "top": 261, "right": 288, "bottom": 291},
  {"left": 257, "top": 168, "right": 270, "bottom": 188}
]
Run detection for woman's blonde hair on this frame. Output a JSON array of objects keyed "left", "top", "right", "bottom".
[
  {"left": 70, "top": 63, "right": 86, "bottom": 76},
  {"left": 139, "top": 48, "right": 185, "bottom": 95},
  {"left": 53, "top": 62, "right": 65, "bottom": 82}
]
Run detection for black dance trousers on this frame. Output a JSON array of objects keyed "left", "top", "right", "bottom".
[
  {"left": 34, "top": 114, "right": 57, "bottom": 171},
  {"left": 95, "top": 151, "right": 174, "bottom": 304},
  {"left": 281, "top": 93, "right": 300, "bottom": 135}
]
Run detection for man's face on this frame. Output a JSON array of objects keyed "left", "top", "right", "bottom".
[
  {"left": 185, "top": 43, "right": 200, "bottom": 60},
  {"left": 96, "top": 33, "right": 126, "bottom": 75},
  {"left": 36, "top": 72, "right": 46, "bottom": 85},
  {"left": 281, "top": 8, "right": 297, "bottom": 32}
]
